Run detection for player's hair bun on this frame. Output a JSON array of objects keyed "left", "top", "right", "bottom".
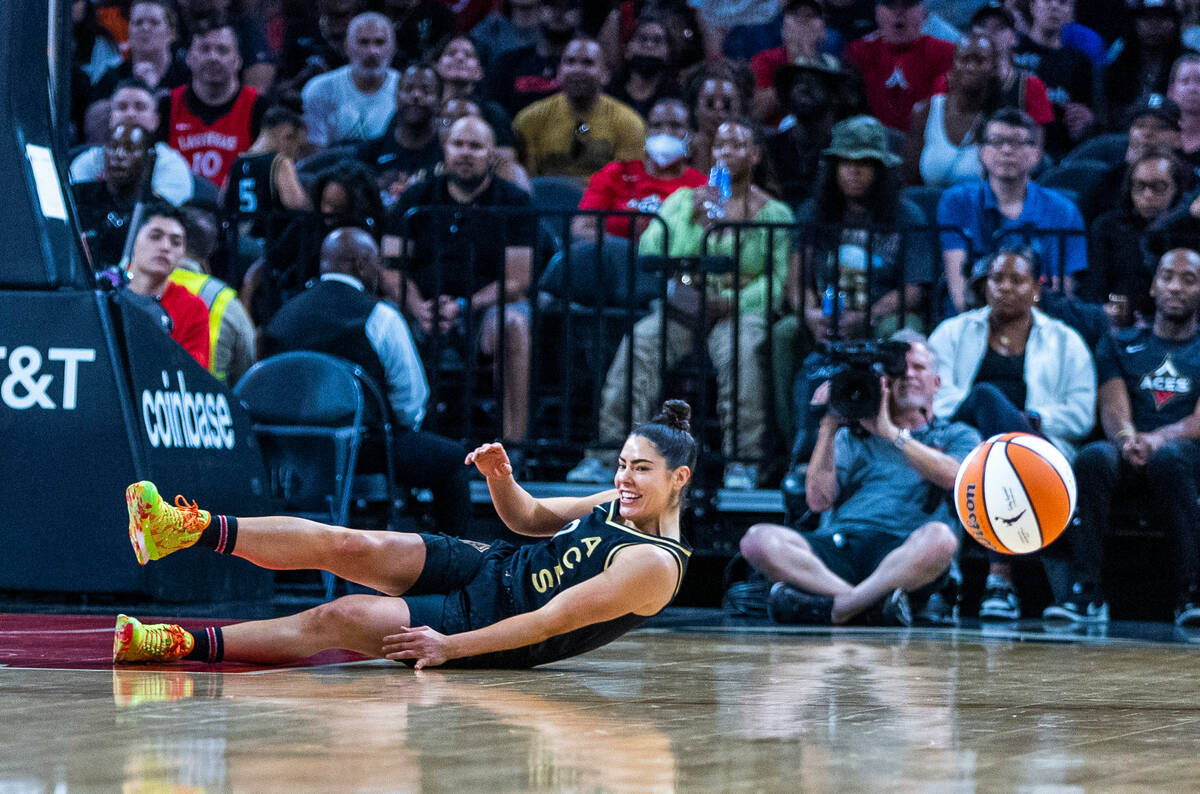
[{"left": 653, "top": 400, "right": 692, "bottom": 434}]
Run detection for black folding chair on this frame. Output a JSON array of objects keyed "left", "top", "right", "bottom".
[{"left": 234, "top": 351, "right": 399, "bottom": 599}]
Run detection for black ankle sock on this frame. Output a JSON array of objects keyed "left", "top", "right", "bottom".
[
  {"left": 196, "top": 515, "right": 238, "bottom": 554},
  {"left": 184, "top": 626, "right": 224, "bottom": 663}
]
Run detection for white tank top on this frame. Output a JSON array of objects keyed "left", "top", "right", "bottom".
[{"left": 919, "top": 94, "right": 983, "bottom": 188}]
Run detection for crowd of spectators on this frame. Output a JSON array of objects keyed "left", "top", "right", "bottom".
[{"left": 64, "top": 0, "right": 1200, "bottom": 628}]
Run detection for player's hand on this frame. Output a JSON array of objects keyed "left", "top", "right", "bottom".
[
  {"left": 382, "top": 626, "right": 451, "bottom": 670},
  {"left": 466, "top": 442, "right": 513, "bottom": 479}
]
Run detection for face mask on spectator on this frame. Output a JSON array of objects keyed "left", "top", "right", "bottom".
[{"left": 645, "top": 133, "right": 688, "bottom": 167}]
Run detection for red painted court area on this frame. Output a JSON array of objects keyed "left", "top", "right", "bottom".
[{"left": 0, "top": 613, "right": 364, "bottom": 671}]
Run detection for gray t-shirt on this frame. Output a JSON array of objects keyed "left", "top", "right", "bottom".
[{"left": 821, "top": 418, "right": 981, "bottom": 536}]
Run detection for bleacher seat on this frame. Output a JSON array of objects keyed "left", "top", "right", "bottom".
[
  {"left": 1035, "top": 159, "right": 1111, "bottom": 224},
  {"left": 900, "top": 185, "right": 944, "bottom": 225},
  {"left": 530, "top": 176, "right": 585, "bottom": 250}
]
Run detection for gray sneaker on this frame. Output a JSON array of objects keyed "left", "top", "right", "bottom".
[{"left": 565, "top": 457, "right": 611, "bottom": 484}]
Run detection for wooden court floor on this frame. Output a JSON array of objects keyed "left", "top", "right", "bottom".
[{"left": 3, "top": 613, "right": 1200, "bottom": 792}]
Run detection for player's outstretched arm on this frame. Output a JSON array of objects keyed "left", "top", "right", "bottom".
[
  {"left": 382, "top": 545, "right": 677, "bottom": 669},
  {"left": 466, "top": 443, "right": 615, "bottom": 536}
]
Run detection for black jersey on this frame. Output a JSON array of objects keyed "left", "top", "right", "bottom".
[
  {"left": 1096, "top": 327, "right": 1200, "bottom": 431},
  {"left": 224, "top": 151, "right": 281, "bottom": 238},
  {"left": 498, "top": 500, "right": 691, "bottom": 666}
]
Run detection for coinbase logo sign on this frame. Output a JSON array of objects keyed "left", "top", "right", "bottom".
[{"left": 142, "top": 370, "right": 235, "bottom": 450}]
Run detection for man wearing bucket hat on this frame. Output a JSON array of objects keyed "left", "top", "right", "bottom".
[
  {"left": 793, "top": 114, "right": 929, "bottom": 355},
  {"left": 845, "top": 0, "right": 955, "bottom": 131},
  {"left": 775, "top": 115, "right": 932, "bottom": 455}
]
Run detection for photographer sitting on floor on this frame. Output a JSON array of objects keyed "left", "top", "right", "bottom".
[{"left": 739, "top": 331, "right": 980, "bottom": 626}]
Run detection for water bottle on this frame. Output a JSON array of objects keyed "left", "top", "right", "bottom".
[
  {"left": 706, "top": 160, "right": 731, "bottom": 219},
  {"left": 822, "top": 286, "right": 845, "bottom": 317}
]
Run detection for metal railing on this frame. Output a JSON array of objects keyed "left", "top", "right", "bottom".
[{"left": 226, "top": 201, "right": 1101, "bottom": 485}]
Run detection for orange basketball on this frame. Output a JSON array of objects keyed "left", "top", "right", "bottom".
[{"left": 953, "top": 432, "right": 1076, "bottom": 555}]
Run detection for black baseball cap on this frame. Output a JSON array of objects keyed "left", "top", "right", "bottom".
[
  {"left": 1128, "top": 94, "right": 1182, "bottom": 130},
  {"left": 876, "top": 0, "right": 922, "bottom": 7}
]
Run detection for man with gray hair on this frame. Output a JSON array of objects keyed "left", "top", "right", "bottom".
[
  {"left": 301, "top": 12, "right": 399, "bottom": 148},
  {"left": 739, "top": 332, "right": 979, "bottom": 626}
]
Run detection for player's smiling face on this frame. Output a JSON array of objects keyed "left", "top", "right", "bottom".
[{"left": 614, "top": 436, "right": 686, "bottom": 527}]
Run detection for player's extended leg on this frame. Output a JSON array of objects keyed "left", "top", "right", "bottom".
[
  {"left": 220, "top": 594, "right": 414, "bottom": 663},
  {"left": 127, "top": 481, "right": 426, "bottom": 596},
  {"left": 831, "top": 522, "right": 958, "bottom": 623},
  {"left": 115, "top": 594, "right": 414, "bottom": 664}
]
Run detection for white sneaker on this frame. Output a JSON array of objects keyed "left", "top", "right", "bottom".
[{"left": 565, "top": 457, "right": 611, "bottom": 484}]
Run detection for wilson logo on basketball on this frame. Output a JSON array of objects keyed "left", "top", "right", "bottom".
[
  {"left": 954, "top": 433, "right": 1076, "bottom": 555},
  {"left": 1140, "top": 357, "right": 1191, "bottom": 408}
]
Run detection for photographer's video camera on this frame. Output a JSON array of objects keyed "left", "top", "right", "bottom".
[{"left": 824, "top": 339, "right": 910, "bottom": 420}]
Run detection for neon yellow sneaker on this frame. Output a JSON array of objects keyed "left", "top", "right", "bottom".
[
  {"left": 113, "top": 614, "right": 195, "bottom": 663},
  {"left": 126, "top": 481, "right": 210, "bottom": 565}
]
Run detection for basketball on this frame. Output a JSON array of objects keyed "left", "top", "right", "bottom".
[{"left": 953, "top": 432, "right": 1077, "bottom": 555}]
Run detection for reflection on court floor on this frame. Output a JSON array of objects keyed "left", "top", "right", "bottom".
[{"left": 2, "top": 611, "right": 1200, "bottom": 791}]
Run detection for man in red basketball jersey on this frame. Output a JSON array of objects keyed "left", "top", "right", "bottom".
[
  {"left": 1050, "top": 249, "right": 1200, "bottom": 628},
  {"left": 739, "top": 331, "right": 980, "bottom": 626},
  {"left": 165, "top": 16, "right": 265, "bottom": 188},
  {"left": 845, "top": 0, "right": 955, "bottom": 131}
]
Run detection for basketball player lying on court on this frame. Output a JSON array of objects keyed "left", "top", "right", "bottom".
[{"left": 113, "top": 402, "right": 694, "bottom": 669}]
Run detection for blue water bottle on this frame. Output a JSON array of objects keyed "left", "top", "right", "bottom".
[
  {"left": 706, "top": 160, "right": 731, "bottom": 219},
  {"left": 822, "top": 286, "right": 844, "bottom": 317}
]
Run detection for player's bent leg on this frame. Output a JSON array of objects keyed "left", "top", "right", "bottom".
[
  {"left": 832, "top": 522, "right": 958, "bottom": 623},
  {"left": 115, "top": 595, "right": 415, "bottom": 666},
  {"left": 220, "top": 595, "right": 414, "bottom": 664}
]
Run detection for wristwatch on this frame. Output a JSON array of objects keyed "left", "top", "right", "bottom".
[{"left": 893, "top": 428, "right": 912, "bottom": 451}]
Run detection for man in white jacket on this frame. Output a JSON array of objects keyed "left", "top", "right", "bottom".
[{"left": 928, "top": 247, "right": 1096, "bottom": 621}]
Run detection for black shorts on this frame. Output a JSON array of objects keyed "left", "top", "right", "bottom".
[
  {"left": 403, "top": 533, "right": 520, "bottom": 636},
  {"left": 803, "top": 527, "right": 910, "bottom": 586}
]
